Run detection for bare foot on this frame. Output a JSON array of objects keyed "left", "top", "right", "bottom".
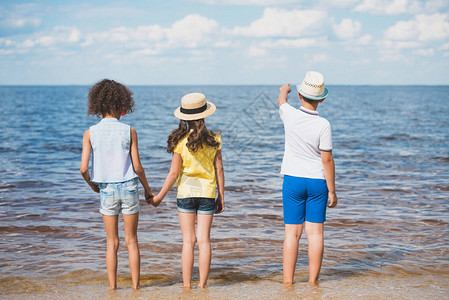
[
  {"left": 198, "top": 284, "right": 207, "bottom": 288},
  {"left": 283, "top": 282, "right": 293, "bottom": 287},
  {"left": 183, "top": 285, "right": 191, "bottom": 289},
  {"left": 132, "top": 285, "right": 140, "bottom": 291},
  {"left": 308, "top": 280, "right": 319, "bottom": 286}
]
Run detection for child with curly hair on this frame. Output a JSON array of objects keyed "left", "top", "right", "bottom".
[
  {"left": 150, "top": 93, "right": 225, "bottom": 289},
  {"left": 80, "top": 79, "right": 154, "bottom": 290}
]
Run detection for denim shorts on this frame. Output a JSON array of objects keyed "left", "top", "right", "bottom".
[
  {"left": 98, "top": 178, "right": 141, "bottom": 216},
  {"left": 282, "top": 175, "right": 328, "bottom": 224},
  {"left": 177, "top": 197, "right": 216, "bottom": 215}
]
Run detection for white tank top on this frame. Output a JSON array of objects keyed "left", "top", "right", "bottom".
[{"left": 90, "top": 118, "right": 137, "bottom": 183}]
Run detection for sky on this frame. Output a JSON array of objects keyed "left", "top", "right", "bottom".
[{"left": 0, "top": 0, "right": 448, "bottom": 85}]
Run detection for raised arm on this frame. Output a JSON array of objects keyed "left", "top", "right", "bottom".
[
  {"left": 321, "top": 150, "right": 338, "bottom": 208},
  {"left": 278, "top": 83, "right": 291, "bottom": 107},
  {"left": 130, "top": 128, "right": 154, "bottom": 200},
  {"left": 152, "top": 152, "right": 182, "bottom": 207},
  {"left": 214, "top": 150, "right": 225, "bottom": 214},
  {"left": 80, "top": 129, "right": 99, "bottom": 193}
]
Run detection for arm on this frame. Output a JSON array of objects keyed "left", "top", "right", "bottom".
[
  {"left": 152, "top": 152, "right": 182, "bottom": 207},
  {"left": 214, "top": 150, "right": 225, "bottom": 214},
  {"left": 278, "top": 83, "right": 291, "bottom": 107},
  {"left": 130, "top": 128, "right": 154, "bottom": 201},
  {"left": 80, "top": 129, "right": 99, "bottom": 193},
  {"left": 321, "top": 151, "right": 338, "bottom": 208}
]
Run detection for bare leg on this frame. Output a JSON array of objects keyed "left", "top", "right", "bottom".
[
  {"left": 178, "top": 212, "right": 197, "bottom": 288},
  {"left": 123, "top": 212, "right": 140, "bottom": 290},
  {"left": 305, "top": 221, "right": 324, "bottom": 285},
  {"left": 283, "top": 223, "right": 303, "bottom": 286},
  {"left": 103, "top": 215, "right": 119, "bottom": 290},
  {"left": 197, "top": 214, "right": 213, "bottom": 288}
]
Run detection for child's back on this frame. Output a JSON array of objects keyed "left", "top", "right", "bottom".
[
  {"left": 90, "top": 118, "right": 136, "bottom": 183},
  {"left": 151, "top": 92, "right": 225, "bottom": 289},
  {"left": 277, "top": 71, "right": 337, "bottom": 287},
  {"left": 280, "top": 103, "right": 332, "bottom": 179},
  {"left": 174, "top": 133, "right": 221, "bottom": 199},
  {"left": 80, "top": 79, "right": 154, "bottom": 290}
]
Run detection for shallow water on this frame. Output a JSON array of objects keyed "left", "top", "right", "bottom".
[{"left": 1, "top": 85, "right": 448, "bottom": 299}]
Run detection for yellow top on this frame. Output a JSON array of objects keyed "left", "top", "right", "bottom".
[{"left": 174, "top": 134, "right": 221, "bottom": 199}]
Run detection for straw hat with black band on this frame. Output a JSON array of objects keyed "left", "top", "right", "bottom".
[{"left": 174, "top": 93, "right": 216, "bottom": 121}]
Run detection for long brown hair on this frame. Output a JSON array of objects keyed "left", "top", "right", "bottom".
[{"left": 167, "top": 119, "right": 220, "bottom": 153}]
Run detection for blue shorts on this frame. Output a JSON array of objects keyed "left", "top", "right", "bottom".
[
  {"left": 282, "top": 175, "right": 328, "bottom": 224},
  {"left": 98, "top": 178, "right": 141, "bottom": 216},
  {"left": 177, "top": 198, "right": 216, "bottom": 215}
]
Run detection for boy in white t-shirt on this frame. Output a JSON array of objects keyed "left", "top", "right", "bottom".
[{"left": 277, "top": 71, "right": 338, "bottom": 286}]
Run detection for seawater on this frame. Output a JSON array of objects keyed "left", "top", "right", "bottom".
[{"left": 0, "top": 85, "right": 448, "bottom": 299}]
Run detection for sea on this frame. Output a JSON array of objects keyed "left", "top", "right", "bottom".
[{"left": 0, "top": 85, "right": 448, "bottom": 299}]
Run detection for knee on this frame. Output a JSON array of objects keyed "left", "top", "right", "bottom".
[
  {"left": 183, "top": 235, "right": 196, "bottom": 248},
  {"left": 285, "top": 229, "right": 302, "bottom": 242},
  {"left": 125, "top": 235, "right": 138, "bottom": 248},
  {"left": 305, "top": 226, "right": 323, "bottom": 238},
  {"left": 197, "top": 235, "right": 210, "bottom": 247},
  {"left": 107, "top": 238, "right": 120, "bottom": 251}
]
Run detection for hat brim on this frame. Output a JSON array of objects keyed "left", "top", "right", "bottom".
[
  {"left": 296, "top": 85, "right": 329, "bottom": 100},
  {"left": 174, "top": 102, "right": 216, "bottom": 121}
]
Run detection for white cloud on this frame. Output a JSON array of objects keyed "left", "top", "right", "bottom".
[
  {"left": 333, "top": 18, "right": 361, "bottom": 40},
  {"left": 130, "top": 48, "right": 159, "bottom": 57},
  {"left": 414, "top": 48, "right": 435, "bottom": 56},
  {"left": 357, "top": 34, "right": 373, "bottom": 45},
  {"left": 231, "top": 8, "right": 327, "bottom": 37},
  {"left": 248, "top": 46, "right": 268, "bottom": 57},
  {"left": 379, "top": 40, "right": 422, "bottom": 50},
  {"left": 385, "top": 13, "right": 449, "bottom": 41},
  {"left": 0, "top": 4, "right": 42, "bottom": 29},
  {"left": 354, "top": 0, "right": 449, "bottom": 15},
  {"left": 166, "top": 14, "right": 218, "bottom": 48},
  {"left": 0, "top": 38, "right": 14, "bottom": 47},
  {"left": 323, "top": 0, "right": 359, "bottom": 7},
  {"left": 3, "top": 17, "right": 41, "bottom": 28},
  {"left": 35, "top": 26, "right": 81, "bottom": 47},
  {"left": 20, "top": 39, "right": 35, "bottom": 48},
  {"left": 354, "top": 0, "right": 422, "bottom": 15},
  {"left": 439, "top": 42, "right": 449, "bottom": 50},
  {"left": 80, "top": 14, "right": 218, "bottom": 53},
  {"left": 82, "top": 25, "right": 164, "bottom": 47},
  {"left": 310, "top": 53, "right": 328, "bottom": 63},
  {"left": 213, "top": 40, "right": 233, "bottom": 48},
  {"left": 259, "top": 37, "right": 321, "bottom": 48},
  {"left": 193, "top": 0, "right": 302, "bottom": 5}
]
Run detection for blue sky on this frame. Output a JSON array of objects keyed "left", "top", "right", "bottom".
[{"left": 1, "top": 0, "right": 448, "bottom": 85}]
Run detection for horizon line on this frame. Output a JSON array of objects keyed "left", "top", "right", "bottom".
[{"left": 1, "top": 83, "right": 449, "bottom": 87}]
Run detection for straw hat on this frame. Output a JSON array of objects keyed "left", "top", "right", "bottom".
[
  {"left": 296, "top": 71, "right": 329, "bottom": 100},
  {"left": 174, "top": 93, "right": 216, "bottom": 121}
]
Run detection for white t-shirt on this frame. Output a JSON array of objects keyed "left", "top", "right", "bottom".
[{"left": 279, "top": 103, "right": 332, "bottom": 179}]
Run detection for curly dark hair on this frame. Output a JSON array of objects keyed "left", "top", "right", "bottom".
[
  {"left": 167, "top": 119, "right": 220, "bottom": 153},
  {"left": 87, "top": 79, "right": 135, "bottom": 117}
]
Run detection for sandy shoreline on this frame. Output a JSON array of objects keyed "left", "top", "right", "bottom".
[{"left": 2, "top": 269, "right": 448, "bottom": 299}]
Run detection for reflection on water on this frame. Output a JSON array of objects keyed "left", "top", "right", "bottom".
[{"left": 0, "top": 85, "right": 449, "bottom": 298}]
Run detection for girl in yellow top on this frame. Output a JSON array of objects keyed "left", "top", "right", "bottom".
[{"left": 151, "top": 93, "right": 225, "bottom": 288}]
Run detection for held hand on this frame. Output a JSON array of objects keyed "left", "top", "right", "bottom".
[
  {"left": 145, "top": 190, "right": 155, "bottom": 204},
  {"left": 215, "top": 195, "right": 225, "bottom": 214},
  {"left": 279, "top": 83, "right": 291, "bottom": 95},
  {"left": 152, "top": 194, "right": 163, "bottom": 207},
  {"left": 328, "top": 192, "right": 338, "bottom": 208},
  {"left": 90, "top": 183, "right": 100, "bottom": 193}
]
